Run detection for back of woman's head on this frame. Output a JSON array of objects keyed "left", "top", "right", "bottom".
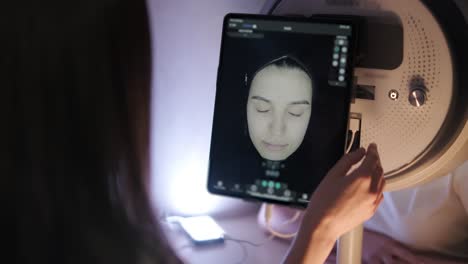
[{"left": 5, "top": 1, "right": 178, "bottom": 263}]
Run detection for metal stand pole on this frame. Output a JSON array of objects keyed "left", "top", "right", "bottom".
[{"left": 337, "top": 224, "right": 363, "bottom": 264}]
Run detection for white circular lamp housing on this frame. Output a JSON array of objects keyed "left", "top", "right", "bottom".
[{"left": 270, "top": 0, "right": 468, "bottom": 191}]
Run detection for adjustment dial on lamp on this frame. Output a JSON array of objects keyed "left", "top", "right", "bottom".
[{"left": 409, "top": 87, "right": 427, "bottom": 107}]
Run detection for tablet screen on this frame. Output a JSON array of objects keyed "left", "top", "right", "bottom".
[{"left": 208, "top": 14, "right": 356, "bottom": 207}]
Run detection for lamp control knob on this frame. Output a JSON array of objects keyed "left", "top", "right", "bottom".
[{"left": 409, "top": 88, "right": 427, "bottom": 107}]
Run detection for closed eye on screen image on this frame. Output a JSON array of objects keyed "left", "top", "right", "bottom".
[
  {"left": 255, "top": 108, "right": 305, "bottom": 117},
  {"left": 288, "top": 112, "right": 303, "bottom": 117}
]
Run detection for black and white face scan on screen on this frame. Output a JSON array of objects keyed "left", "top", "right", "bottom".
[{"left": 208, "top": 14, "right": 355, "bottom": 207}]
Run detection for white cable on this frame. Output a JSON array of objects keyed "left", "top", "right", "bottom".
[
  {"left": 346, "top": 131, "right": 356, "bottom": 153},
  {"left": 346, "top": 117, "right": 361, "bottom": 153},
  {"left": 165, "top": 215, "right": 262, "bottom": 264}
]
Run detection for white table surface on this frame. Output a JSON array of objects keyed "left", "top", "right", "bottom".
[{"left": 163, "top": 209, "right": 294, "bottom": 264}]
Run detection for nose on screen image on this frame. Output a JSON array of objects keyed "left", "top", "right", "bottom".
[{"left": 247, "top": 56, "right": 313, "bottom": 161}]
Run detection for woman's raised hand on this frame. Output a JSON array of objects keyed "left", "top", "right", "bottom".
[
  {"left": 284, "top": 143, "right": 385, "bottom": 264},
  {"left": 306, "top": 143, "right": 385, "bottom": 238}
]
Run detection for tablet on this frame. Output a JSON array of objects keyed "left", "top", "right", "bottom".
[{"left": 207, "top": 13, "right": 357, "bottom": 207}]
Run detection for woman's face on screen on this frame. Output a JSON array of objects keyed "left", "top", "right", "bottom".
[{"left": 247, "top": 65, "right": 312, "bottom": 161}]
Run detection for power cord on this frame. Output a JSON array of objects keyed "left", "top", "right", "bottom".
[
  {"left": 224, "top": 234, "right": 264, "bottom": 264},
  {"left": 162, "top": 215, "right": 266, "bottom": 264}
]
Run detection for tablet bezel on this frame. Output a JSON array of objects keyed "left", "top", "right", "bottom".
[{"left": 207, "top": 13, "right": 359, "bottom": 208}]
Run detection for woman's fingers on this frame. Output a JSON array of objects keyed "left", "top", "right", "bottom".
[
  {"left": 373, "top": 193, "right": 384, "bottom": 207},
  {"left": 349, "top": 144, "right": 378, "bottom": 181},
  {"left": 350, "top": 144, "right": 384, "bottom": 196},
  {"left": 348, "top": 144, "right": 380, "bottom": 184},
  {"left": 377, "top": 170, "right": 385, "bottom": 191},
  {"left": 370, "top": 163, "right": 384, "bottom": 193},
  {"left": 328, "top": 147, "right": 366, "bottom": 178},
  {"left": 359, "top": 143, "right": 379, "bottom": 174},
  {"left": 371, "top": 144, "right": 384, "bottom": 192},
  {"left": 375, "top": 174, "right": 386, "bottom": 199}
]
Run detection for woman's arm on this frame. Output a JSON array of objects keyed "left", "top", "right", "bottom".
[
  {"left": 283, "top": 216, "right": 337, "bottom": 264},
  {"left": 283, "top": 144, "right": 385, "bottom": 264}
]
